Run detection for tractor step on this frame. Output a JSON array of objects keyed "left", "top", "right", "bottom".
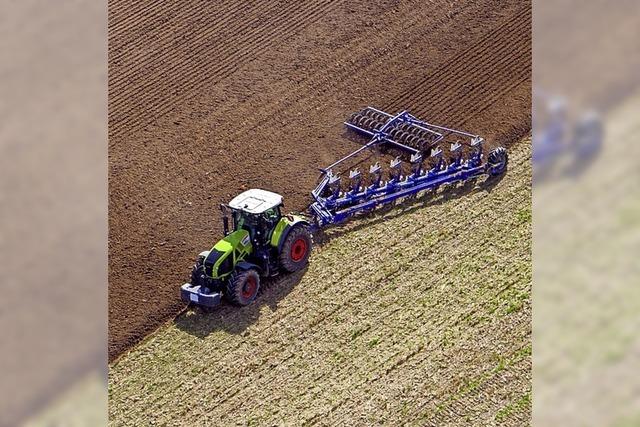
[{"left": 181, "top": 283, "right": 221, "bottom": 307}]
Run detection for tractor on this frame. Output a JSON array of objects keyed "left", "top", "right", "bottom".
[
  {"left": 182, "top": 107, "right": 509, "bottom": 309},
  {"left": 181, "top": 189, "right": 312, "bottom": 307}
]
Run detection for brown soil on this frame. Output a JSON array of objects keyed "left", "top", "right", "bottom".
[{"left": 109, "top": 0, "right": 531, "bottom": 361}]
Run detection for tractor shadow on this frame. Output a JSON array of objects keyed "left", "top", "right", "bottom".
[
  {"left": 314, "top": 171, "right": 506, "bottom": 244},
  {"left": 174, "top": 268, "right": 307, "bottom": 339}
]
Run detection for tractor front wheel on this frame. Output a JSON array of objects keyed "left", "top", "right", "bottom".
[
  {"left": 225, "top": 268, "right": 260, "bottom": 306},
  {"left": 279, "top": 226, "right": 312, "bottom": 272}
]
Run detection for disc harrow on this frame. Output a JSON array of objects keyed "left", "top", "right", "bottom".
[
  {"left": 346, "top": 107, "right": 445, "bottom": 152},
  {"left": 309, "top": 107, "right": 508, "bottom": 227}
]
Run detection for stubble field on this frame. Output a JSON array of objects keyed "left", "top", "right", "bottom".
[{"left": 109, "top": 140, "right": 531, "bottom": 426}]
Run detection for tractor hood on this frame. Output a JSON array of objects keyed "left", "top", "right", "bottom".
[
  {"left": 203, "top": 249, "right": 225, "bottom": 277},
  {"left": 203, "top": 229, "right": 252, "bottom": 278}
]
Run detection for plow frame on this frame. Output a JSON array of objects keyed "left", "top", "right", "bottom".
[{"left": 309, "top": 107, "right": 506, "bottom": 227}]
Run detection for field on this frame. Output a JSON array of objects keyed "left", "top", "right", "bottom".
[
  {"left": 109, "top": 0, "right": 531, "bottom": 361},
  {"left": 109, "top": 0, "right": 531, "bottom": 424},
  {"left": 109, "top": 139, "right": 531, "bottom": 425}
]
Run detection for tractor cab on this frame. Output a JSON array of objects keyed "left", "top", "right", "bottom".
[{"left": 225, "top": 189, "right": 284, "bottom": 246}]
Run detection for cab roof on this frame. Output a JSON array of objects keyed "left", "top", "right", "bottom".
[{"left": 228, "top": 189, "right": 283, "bottom": 214}]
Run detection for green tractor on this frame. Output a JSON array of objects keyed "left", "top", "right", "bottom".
[{"left": 181, "top": 189, "right": 313, "bottom": 307}]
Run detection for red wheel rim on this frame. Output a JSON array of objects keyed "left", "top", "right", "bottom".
[
  {"left": 242, "top": 275, "right": 257, "bottom": 299},
  {"left": 290, "top": 238, "right": 308, "bottom": 262}
]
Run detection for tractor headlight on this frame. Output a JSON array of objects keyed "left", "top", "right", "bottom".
[{"left": 196, "top": 250, "right": 210, "bottom": 266}]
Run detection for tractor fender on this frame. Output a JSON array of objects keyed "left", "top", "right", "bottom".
[
  {"left": 235, "top": 260, "right": 262, "bottom": 274},
  {"left": 274, "top": 215, "right": 310, "bottom": 253}
]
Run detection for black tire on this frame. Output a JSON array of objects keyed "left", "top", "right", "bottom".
[
  {"left": 225, "top": 268, "right": 260, "bottom": 306},
  {"left": 279, "top": 226, "right": 312, "bottom": 273},
  {"left": 191, "top": 264, "right": 204, "bottom": 287},
  {"left": 487, "top": 147, "right": 508, "bottom": 176}
]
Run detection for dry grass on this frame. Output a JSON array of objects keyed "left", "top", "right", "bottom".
[{"left": 109, "top": 141, "right": 531, "bottom": 426}]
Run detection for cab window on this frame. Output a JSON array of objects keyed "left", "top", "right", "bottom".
[
  {"left": 233, "top": 211, "right": 251, "bottom": 230},
  {"left": 263, "top": 207, "right": 280, "bottom": 222}
]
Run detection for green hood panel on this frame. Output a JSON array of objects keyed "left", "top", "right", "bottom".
[
  {"left": 214, "top": 229, "right": 252, "bottom": 253},
  {"left": 205, "top": 229, "right": 252, "bottom": 279}
]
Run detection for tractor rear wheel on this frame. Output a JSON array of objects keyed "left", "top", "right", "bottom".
[
  {"left": 225, "top": 268, "right": 260, "bottom": 306},
  {"left": 279, "top": 226, "right": 312, "bottom": 272}
]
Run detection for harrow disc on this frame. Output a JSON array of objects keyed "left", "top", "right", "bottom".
[
  {"left": 370, "top": 112, "right": 386, "bottom": 122},
  {"left": 347, "top": 114, "right": 361, "bottom": 126},
  {"left": 399, "top": 123, "right": 413, "bottom": 132}
]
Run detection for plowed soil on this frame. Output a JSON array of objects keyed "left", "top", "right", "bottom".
[{"left": 109, "top": 0, "right": 531, "bottom": 360}]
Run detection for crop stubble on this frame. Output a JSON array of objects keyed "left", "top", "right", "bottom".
[{"left": 109, "top": 140, "right": 531, "bottom": 426}]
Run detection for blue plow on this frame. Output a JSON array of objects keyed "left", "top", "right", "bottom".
[{"left": 308, "top": 107, "right": 508, "bottom": 227}]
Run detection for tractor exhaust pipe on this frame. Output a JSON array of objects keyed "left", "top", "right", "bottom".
[{"left": 220, "top": 203, "right": 230, "bottom": 235}]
